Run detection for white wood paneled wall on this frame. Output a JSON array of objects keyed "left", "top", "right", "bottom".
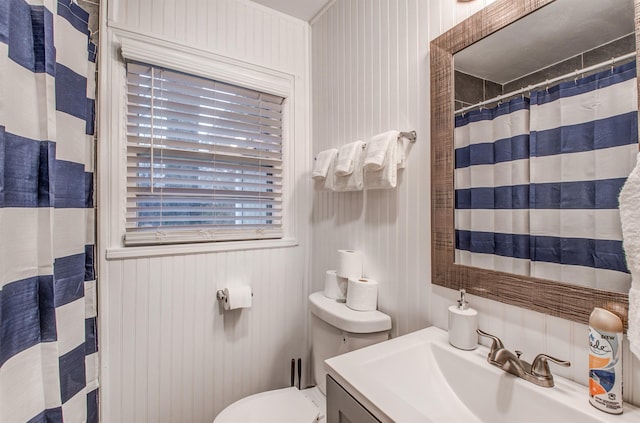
[
  {"left": 310, "top": 0, "right": 431, "bottom": 337},
  {"left": 312, "top": 0, "right": 640, "bottom": 407},
  {"left": 104, "top": 250, "right": 309, "bottom": 422},
  {"left": 108, "top": 0, "right": 307, "bottom": 76},
  {"left": 99, "top": 0, "right": 311, "bottom": 422}
]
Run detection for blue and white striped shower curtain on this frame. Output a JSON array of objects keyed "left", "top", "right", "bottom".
[
  {"left": 455, "top": 97, "right": 532, "bottom": 276},
  {"left": 455, "top": 62, "right": 637, "bottom": 292},
  {"left": 0, "top": 1, "right": 98, "bottom": 422}
]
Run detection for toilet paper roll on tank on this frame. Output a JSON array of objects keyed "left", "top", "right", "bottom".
[
  {"left": 346, "top": 278, "right": 378, "bottom": 311},
  {"left": 336, "top": 249, "right": 362, "bottom": 280},
  {"left": 325, "top": 249, "right": 379, "bottom": 311},
  {"left": 324, "top": 270, "right": 347, "bottom": 300}
]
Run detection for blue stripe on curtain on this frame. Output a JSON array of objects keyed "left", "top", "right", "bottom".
[
  {"left": 29, "top": 6, "right": 55, "bottom": 74},
  {"left": 88, "top": 41, "right": 97, "bottom": 63},
  {"left": 54, "top": 160, "right": 93, "bottom": 208},
  {"left": 53, "top": 253, "right": 86, "bottom": 307},
  {"left": 27, "top": 408, "right": 63, "bottom": 423},
  {"left": 1, "top": 1, "right": 55, "bottom": 75},
  {"left": 0, "top": 128, "right": 93, "bottom": 208},
  {"left": 57, "top": 0, "right": 90, "bottom": 35},
  {"left": 85, "top": 244, "right": 95, "bottom": 280},
  {"left": 56, "top": 63, "right": 89, "bottom": 120},
  {"left": 456, "top": 178, "right": 626, "bottom": 209},
  {"left": 87, "top": 389, "right": 99, "bottom": 423},
  {"left": 0, "top": 276, "right": 56, "bottom": 367},
  {"left": 531, "top": 112, "right": 638, "bottom": 156},
  {"left": 531, "top": 235, "right": 627, "bottom": 272},
  {"left": 455, "top": 185, "right": 530, "bottom": 209},
  {"left": 455, "top": 96, "right": 530, "bottom": 126},
  {"left": 455, "top": 134, "right": 529, "bottom": 168},
  {"left": 531, "top": 178, "right": 626, "bottom": 209},
  {"left": 456, "top": 230, "right": 627, "bottom": 272},
  {"left": 58, "top": 343, "right": 87, "bottom": 403},
  {"left": 532, "top": 60, "right": 636, "bottom": 105},
  {"left": 86, "top": 97, "right": 96, "bottom": 135},
  {"left": 0, "top": 0, "right": 8, "bottom": 43},
  {"left": 0, "top": 128, "right": 56, "bottom": 208},
  {"left": 87, "top": 41, "right": 98, "bottom": 63},
  {"left": 85, "top": 317, "right": 97, "bottom": 355},
  {"left": 456, "top": 230, "right": 531, "bottom": 259}
]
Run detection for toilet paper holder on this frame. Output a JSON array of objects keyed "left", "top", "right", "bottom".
[{"left": 216, "top": 289, "right": 254, "bottom": 303}]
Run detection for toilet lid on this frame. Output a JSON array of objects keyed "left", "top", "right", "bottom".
[{"left": 214, "top": 387, "right": 319, "bottom": 423}]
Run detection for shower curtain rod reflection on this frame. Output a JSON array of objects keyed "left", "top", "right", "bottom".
[{"left": 455, "top": 51, "right": 636, "bottom": 115}]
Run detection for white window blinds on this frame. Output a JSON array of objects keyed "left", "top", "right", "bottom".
[{"left": 125, "top": 62, "right": 284, "bottom": 245}]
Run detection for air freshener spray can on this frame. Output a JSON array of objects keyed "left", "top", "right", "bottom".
[{"left": 589, "top": 307, "right": 623, "bottom": 414}]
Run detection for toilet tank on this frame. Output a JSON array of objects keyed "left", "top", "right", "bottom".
[{"left": 308, "top": 292, "right": 391, "bottom": 394}]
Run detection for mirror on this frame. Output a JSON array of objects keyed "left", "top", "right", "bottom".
[{"left": 431, "top": 0, "right": 638, "bottom": 326}]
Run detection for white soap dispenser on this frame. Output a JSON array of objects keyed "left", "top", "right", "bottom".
[{"left": 448, "top": 289, "right": 478, "bottom": 350}]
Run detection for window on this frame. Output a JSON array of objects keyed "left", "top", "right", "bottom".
[{"left": 124, "top": 62, "right": 284, "bottom": 246}]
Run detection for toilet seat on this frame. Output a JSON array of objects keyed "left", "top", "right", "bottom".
[{"left": 214, "top": 387, "right": 319, "bottom": 423}]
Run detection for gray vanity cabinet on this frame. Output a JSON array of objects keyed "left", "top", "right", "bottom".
[{"left": 326, "top": 375, "right": 381, "bottom": 423}]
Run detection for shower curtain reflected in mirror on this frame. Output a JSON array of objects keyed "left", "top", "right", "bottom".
[
  {"left": 454, "top": 62, "right": 637, "bottom": 293},
  {"left": 0, "top": 1, "right": 98, "bottom": 422},
  {"left": 455, "top": 97, "right": 532, "bottom": 276}
]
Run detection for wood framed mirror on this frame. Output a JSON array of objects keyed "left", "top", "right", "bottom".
[{"left": 430, "top": 0, "right": 639, "bottom": 327}]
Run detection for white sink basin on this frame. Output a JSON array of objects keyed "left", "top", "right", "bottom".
[{"left": 325, "top": 326, "right": 640, "bottom": 422}]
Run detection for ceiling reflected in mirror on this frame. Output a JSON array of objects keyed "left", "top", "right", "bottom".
[{"left": 455, "top": 0, "right": 634, "bottom": 84}]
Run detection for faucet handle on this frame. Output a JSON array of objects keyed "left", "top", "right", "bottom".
[
  {"left": 531, "top": 354, "right": 571, "bottom": 378},
  {"left": 476, "top": 329, "right": 505, "bottom": 356}
]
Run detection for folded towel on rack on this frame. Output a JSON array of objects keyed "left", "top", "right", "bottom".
[
  {"left": 364, "top": 132, "right": 398, "bottom": 190},
  {"left": 619, "top": 152, "right": 640, "bottom": 360},
  {"left": 335, "top": 141, "right": 364, "bottom": 176},
  {"left": 323, "top": 153, "right": 338, "bottom": 191},
  {"left": 397, "top": 137, "right": 409, "bottom": 169},
  {"left": 334, "top": 141, "right": 364, "bottom": 192},
  {"left": 363, "top": 130, "right": 400, "bottom": 171},
  {"left": 312, "top": 149, "right": 338, "bottom": 180}
]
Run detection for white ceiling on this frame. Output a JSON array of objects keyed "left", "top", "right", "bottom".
[
  {"left": 454, "top": 0, "right": 635, "bottom": 84},
  {"left": 256, "top": 0, "right": 635, "bottom": 82},
  {"left": 251, "top": 0, "right": 330, "bottom": 21}
]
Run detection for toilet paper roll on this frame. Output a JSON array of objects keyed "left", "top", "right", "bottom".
[
  {"left": 346, "top": 278, "right": 378, "bottom": 311},
  {"left": 324, "top": 270, "right": 348, "bottom": 300},
  {"left": 223, "top": 285, "right": 252, "bottom": 310},
  {"left": 337, "top": 250, "right": 362, "bottom": 280}
]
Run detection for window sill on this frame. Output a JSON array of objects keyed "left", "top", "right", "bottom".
[{"left": 105, "top": 237, "right": 298, "bottom": 260}]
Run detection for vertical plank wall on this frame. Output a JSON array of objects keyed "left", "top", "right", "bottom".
[
  {"left": 311, "top": 0, "right": 640, "bottom": 406},
  {"left": 310, "top": 0, "right": 431, "bottom": 337},
  {"left": 99, "top": 1, "right": 311, "bottom": 422}
]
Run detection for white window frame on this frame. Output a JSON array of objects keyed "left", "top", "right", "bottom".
[{"left": 101, "top": 29, "right": 298, "bottom": 259}]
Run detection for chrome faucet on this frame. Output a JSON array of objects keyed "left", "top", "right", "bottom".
[{"left": 477, "top": 329, "right": 570, "bottom": 388}]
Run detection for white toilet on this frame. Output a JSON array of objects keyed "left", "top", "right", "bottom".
[{"left": 214, "top": 291, "right": 392, "bottom": 423}]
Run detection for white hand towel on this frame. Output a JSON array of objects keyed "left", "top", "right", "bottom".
[
  {"left": 364, "top": 131, "right": 398, "bottom": 189},
  {"left": 312, "top": 149, "right": 338, "bottom": 180},
  {"left": 322, "top": 152, "right": 338, "bottom": 191},
  {"left": 363, "top": 130, "right": 399, "bottom": 170},
  {"left": 335, "top": 141, "right": 364, "bottom": 176},
  {"left": 334, "top": 141, "right": 364, "bottom": 192},
  {"left": 397, "top": 137, "right": 408, "bottom": 169},
  {"left": 619, "top": 152, "right": 640, "bottom": 359}
]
